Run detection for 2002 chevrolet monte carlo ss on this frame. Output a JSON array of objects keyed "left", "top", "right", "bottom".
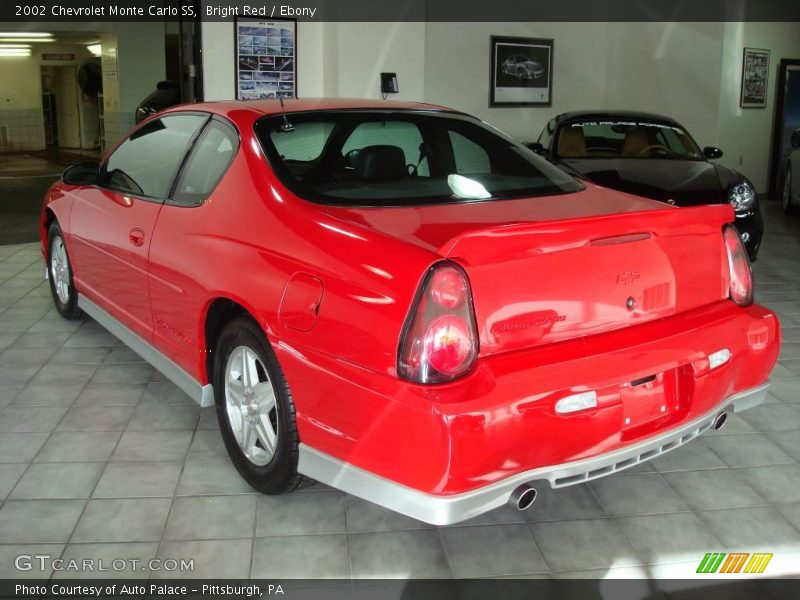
[{"left": 41, "top": 99, "right": 780, "bottom": 525}]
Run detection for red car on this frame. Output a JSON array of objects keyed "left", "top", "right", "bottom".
[{"left": 41, "top": 99, "right": 780, "bottom": 525}]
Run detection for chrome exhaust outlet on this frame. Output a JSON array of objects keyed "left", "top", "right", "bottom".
[
  {"left": 509, "top": 484, "right": 537, "bottom": 511},
  {"left": 712, "top": 412, "right": 728, "bottom": 430}
]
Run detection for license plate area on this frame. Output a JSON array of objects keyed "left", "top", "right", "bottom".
[{"left": 621, "top": 369, "right": 681, "bottom": 431}]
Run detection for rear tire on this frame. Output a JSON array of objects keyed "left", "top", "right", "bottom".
[
  {"left": 213, "top": 316, "right": 302, "bottom": 494},
  {"left": 783, "top": 165, "right": 797, "bottom": 214},
  {"left": 47, "top": 223, "right": 82, "bottom": 320}
]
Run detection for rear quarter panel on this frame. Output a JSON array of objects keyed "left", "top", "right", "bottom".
[{"left": 145, "top": 110, "right": 439, "bottom": 450}]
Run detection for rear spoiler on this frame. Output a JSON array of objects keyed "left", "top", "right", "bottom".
[{"left": 441, "top": 204, "right": 734, "bottom": 265}]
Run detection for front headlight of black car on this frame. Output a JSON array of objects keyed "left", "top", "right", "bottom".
[{"left": 728, "top": 181, "right": 756, "bottom": 212}]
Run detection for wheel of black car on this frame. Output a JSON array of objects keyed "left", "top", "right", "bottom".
[
  {"left": 213, "top": 316, "right": 302, "bottom": 494},
  {"left": 47, "top": 222, "right": 82, "bottom": 320},
  {"left": 783, "top": 164, "right": 797, "bottom": 214}
]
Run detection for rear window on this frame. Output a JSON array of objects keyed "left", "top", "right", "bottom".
[{"left": 254, "top": 110, "right": 582, "bottom": 206}]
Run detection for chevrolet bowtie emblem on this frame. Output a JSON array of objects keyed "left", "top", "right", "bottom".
[{"left": 617, "top": 271, "right": 641, "bottom": 285}]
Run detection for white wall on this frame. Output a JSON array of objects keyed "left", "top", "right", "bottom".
[
  {"left": 425, "top": 22, "right": 610, "bottom": 141},
  {"left": 199, "top": 18, "right": 800, "bottom": 192},
  {"left": 716, "top": 22, "right": 800, "bottom": 191},
  {"left": 202, "top": 21, "right": 425, "bottom": 101}
]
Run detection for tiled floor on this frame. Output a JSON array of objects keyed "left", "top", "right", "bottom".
[{"left": 0, "top": 203, "right": 799, "bottom": 583}]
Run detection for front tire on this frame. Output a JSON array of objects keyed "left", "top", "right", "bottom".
[
  {"left": 783, "top": 164, "right": 797, "bottom": 214},
  {"left": 47, "top": 223, "right": 82, "bottom": 320},
  {"left": 213, "top": 316, "right": 302, "bottom": 494}
]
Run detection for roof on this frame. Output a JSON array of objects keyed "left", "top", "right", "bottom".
[
  {"left": 170, "top": 98, "right": 454, "bottom": 118},
  {"left": 556, "top": 110, "right": 682, "bottom": 126}
]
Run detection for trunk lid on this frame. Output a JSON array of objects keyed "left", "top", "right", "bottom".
[{"left": 327, "top": 186, "right": 733, "bottom": 356}]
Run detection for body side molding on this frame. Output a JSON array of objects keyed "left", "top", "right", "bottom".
[{"left": 78, "top": 294, "right": 214, "bottom": 407}]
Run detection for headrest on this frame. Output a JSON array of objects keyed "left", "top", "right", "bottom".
[
  {"left": 558, "top": 127, "right": 587, "bottom": 158},
  {"left": 621, "top": 128, "right": 652, "bottom": 156},
  {"left": 354, "top": 145, "right": 408, "bottom": 181}
]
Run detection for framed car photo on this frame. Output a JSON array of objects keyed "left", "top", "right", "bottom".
[
  {"left": 740, "top": 47, "right": 770, "bottom": 108},
  {"left": 490, "top": 36, "right": 553, "bottom": 107},
  {"left": 235, "top": 16, "right": 297, "bottom": 101}
]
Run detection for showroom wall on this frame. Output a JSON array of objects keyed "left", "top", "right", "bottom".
[
  {"left": 716, "top": 21, "right": 800, "bottom": 191},
  {"left": 200, "top": 18, "right": 800, "bottom": 191},
  {"left": 0, "top": 21, "right": 165, "bottom": 151},
  {"left": 0, "top": 43, "right": 97, "bottom": 151},
  {"left": 201, "top": 21, "right": 425, "bottom": 101},
  {"left": 99, "top": 25, "right": 166, "bottom": 146},
  {"left": 0, "top": 52, "right": 45, "bottom": 151}
]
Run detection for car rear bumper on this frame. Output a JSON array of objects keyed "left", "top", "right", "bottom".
[
  {"left": 280, "top": 301, "right": 779, "bottom": 522},
  {"left": 298, "top": 382, "right": 768, "bottom": 525}
]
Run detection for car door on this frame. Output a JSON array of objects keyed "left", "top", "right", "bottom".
[
  {"left": 147, "top": 117, "right": 240, "bottom": 375},
  {"left": 68, "top": 113, "right": 208, "bottom": 340}
]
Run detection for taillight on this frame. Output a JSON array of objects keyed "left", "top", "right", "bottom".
[
  {"left": 723, "top": 224, "right": 753, "bottom": 306},
  {"left": 398, "top": 262, "right": 479, "bottom": 384}
]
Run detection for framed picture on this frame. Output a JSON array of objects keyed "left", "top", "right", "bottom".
[
  {"left": 235, "top": 16, "right": 296, "bottom": 101},
  {"left": 740, "top": 47, "right": 770, "bottom": 108},
  {"left": 490, "top": 36, "right": 553, "bottom": 107},
  {"left": 768, "top": 59, "right": 800, "bottom": 197}
]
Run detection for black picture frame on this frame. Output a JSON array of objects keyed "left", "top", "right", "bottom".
[
  {"left": 490, "top": 36, "right": 553, "bottom": 107},
  {"left": 740, "top": 47, "right": 770, "bottom": 108},
  {"left": 768, "top": 58, "right": 800, "bottom": 197},
  {"left": 234, "top": 16, "right": 297, "bottom": 101}
]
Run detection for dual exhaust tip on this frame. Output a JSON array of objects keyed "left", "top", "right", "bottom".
[
  {"left": 507, "top": 411, "right": 729, "bottom": 512},
  {"left": 713, "top": 411, "right": 728, "bottom": 431},
  {"left": 509, "top": 484, "right": 537, "bottom": 511}
]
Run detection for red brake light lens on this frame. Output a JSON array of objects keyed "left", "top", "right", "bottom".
[
  {"left": 723, "top": 225, "right": 753, "bottom": 306},
  {"left": 398, "top": 263, "right": 478, "bottom": 384}
]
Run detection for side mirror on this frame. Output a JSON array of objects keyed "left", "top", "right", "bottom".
[
  {"left": 703, "top": 146, "right": 723, "bottom": 159},
  {"left": 791, "top": 129, "right": 800, "bottom": 149},
  {"left": 524, "top": 142, "right": 547, "bottom": 156},
  {"left": 62, "top": 161, "right": 100, "bottom": 186}
]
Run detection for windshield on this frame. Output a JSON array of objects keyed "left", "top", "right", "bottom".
[
  {"left": 556, "top": 119, "right": 703, "bottom": 160},
  {"left": 254, "top": 110, "right": 583, "bottom": 206}
]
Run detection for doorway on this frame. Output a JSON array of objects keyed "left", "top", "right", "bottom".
[{"left": 40, "top": 64, "right": 101, "bottom": 152}]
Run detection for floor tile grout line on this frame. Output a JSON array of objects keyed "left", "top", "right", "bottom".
[
  {"left": 3, "top": 319, "right": 100, "bottom": 506},
  {"left": 153, "top": 394, "right": 204, "bottom": 580}
]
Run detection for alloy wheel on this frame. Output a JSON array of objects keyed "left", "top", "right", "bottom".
[
  {"left": 224, "top": 345, "right": 280, "bottom": 466},
  {"left": 50, "top": 236, "right": 70, "bottom": 304}
]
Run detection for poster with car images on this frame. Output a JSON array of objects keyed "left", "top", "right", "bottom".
[
  {"left": 235, "top": 17, "right": 296, "bottom": 101},
  {"left": 490, "top": 36, "right": 553, "bottom": 107},
  {"left": 740, "top": 47, "right": 769, "bottom": 108}
]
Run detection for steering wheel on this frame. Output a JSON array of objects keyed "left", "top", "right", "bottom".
[{"left": 637, "top": 144, "right": 671, "bottom": 157}]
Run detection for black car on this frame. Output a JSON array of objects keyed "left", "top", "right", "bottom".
[
  {"left": 527, "top": 110, "right": 763, "bottom": 260},
  {"left": 135, "top": 81, "right": 181, "bottom": 124}
]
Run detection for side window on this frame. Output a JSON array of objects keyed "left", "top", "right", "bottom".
[
  {"left": 100, "top": 114, "right": 207, "bottom": 199},
  {"left": 172, "top": 119, "right": 240, "bottom": 206},
  {"left": 342, "top": 121, "right": 428, "bottom": 176},
  {"left": 270, "top": 121, "right": 334, "bottom": 161},
  {"left": 449, "top": 130, "right": 491, "bottom": 174}
]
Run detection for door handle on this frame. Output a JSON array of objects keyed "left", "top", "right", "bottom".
[{"left": 129, "top": 228, "right": 145, "bottom": 247}]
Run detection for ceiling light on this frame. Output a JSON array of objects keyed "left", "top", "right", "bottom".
[
  {"left": 0, "top": 44, "right": 31, "bottom": 49},
  {"left": 0, "top": 37, "right": 54, "bottom": 43},
  {"left": 0, "top": 32, "right": 53, "bottom": 38},
  {"left": 86, "top": 43, "right": 101, "bottom": 56},
  {"left": 0, "top": 49, "right": 32, "bottom": 57}
]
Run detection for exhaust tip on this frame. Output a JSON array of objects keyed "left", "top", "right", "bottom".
[
  {"left": 509, "top": 484, "right": 537, "bottom": 511},
  {"left": 712, "top": 412, "right": 728, "bottom": 430}
]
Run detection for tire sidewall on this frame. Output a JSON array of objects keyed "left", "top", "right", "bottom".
[
  {"left": 213, "top": 318, "right": 299, "bottom": 494},
  {"left": 47, "top": 224, "right": 80, "bottom": 318}
]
